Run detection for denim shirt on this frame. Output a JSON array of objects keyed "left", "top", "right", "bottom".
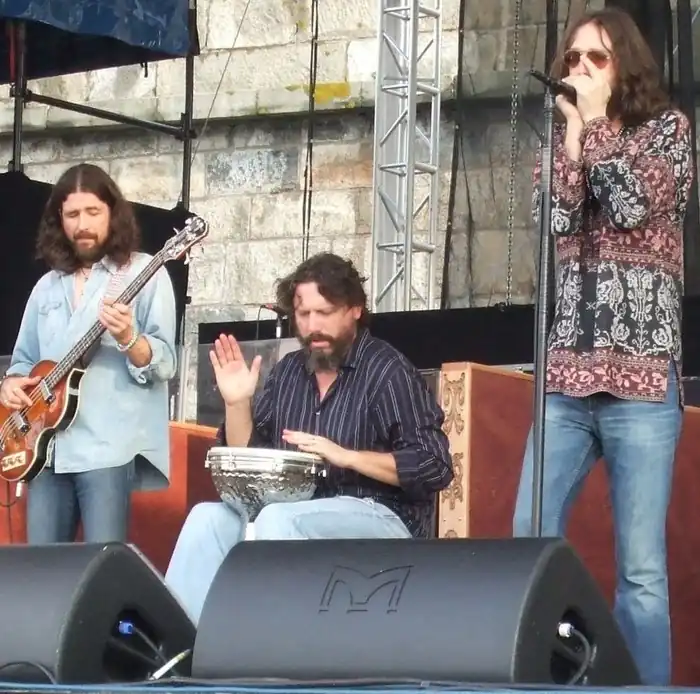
[{"left": 6, "top": 252, "right": 176, "bottom": 490}]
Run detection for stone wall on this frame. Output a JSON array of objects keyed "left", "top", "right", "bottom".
[
  {"left": 0, "top": 0, "right": 614, "bottom": 417},
  {"left": 446, "top": 98, "right": 542, "bottom": 309},
  {"left": 0, "top": 0, "right": 594, "bottom": 307},
  {"left": 0, "top": 106, "right": 460, "bottom": 417}
]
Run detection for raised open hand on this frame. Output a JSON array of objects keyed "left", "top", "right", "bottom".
[{"left": 209, "top": 334, "right": 262, "bottom": 406}]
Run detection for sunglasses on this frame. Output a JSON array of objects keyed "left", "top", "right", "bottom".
[{"left": 563, "top": 49, "right": 611, "bottom": 70}]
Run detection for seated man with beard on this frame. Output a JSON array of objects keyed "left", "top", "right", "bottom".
[{"left": 165, "top": 252, "right": 453, "bottom": 624}]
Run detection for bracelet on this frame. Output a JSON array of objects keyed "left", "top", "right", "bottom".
[
  {"left": 0, "top": 371, "right": 16, "bottom": 390},
  {"left": 116, "top": 331, "right": 140, "bottom": 353}
]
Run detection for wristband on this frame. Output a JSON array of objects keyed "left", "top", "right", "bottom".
[{"left": 116, "top": 331, "right": 139, "bottom": 353}]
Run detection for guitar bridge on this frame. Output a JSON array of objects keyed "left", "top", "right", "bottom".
[{"left": 39, "top": 379, "right": 55, "bottom": 404}]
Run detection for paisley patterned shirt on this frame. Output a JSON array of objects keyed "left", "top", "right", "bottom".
[{"left": 533, "top": 110, "right": 694, "bottom": 402}]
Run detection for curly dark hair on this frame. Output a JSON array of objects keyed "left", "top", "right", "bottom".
[
  {"left": 550, "top": 7, "right": 671, "bottom": 126},
  {"left": 276, "top": 252, "right": 370, "bottom": 327},
  {"left": 36, "top": 163, "right": 141, "bottom": 273}
]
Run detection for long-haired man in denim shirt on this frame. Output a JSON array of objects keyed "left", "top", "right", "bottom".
[{"left": 0, "top": 163, "right": 177, "bottom": 544}]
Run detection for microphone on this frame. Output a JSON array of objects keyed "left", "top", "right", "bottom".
[
  {"left": 529, "top": 68, "right": 577, "bottom": 104},
  {"left": 260, "top": 303, "right": 286, "bottom": 317},
  {"left": 260, "top": 304, "right": 286, "bottom": 339}
]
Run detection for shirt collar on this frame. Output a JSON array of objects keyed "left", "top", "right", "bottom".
[
  {"left": 343, "top": 328, "right": 369, "bottom": 369},
  {"left": 98, "top": 257, "right": 119, "bottom": 275},
  {"left": 96, "top": 254, "right": 135, "bottom": 275}
]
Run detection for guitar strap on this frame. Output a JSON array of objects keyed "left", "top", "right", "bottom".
[
  {"left": 102, "top": 260, "right": 133, "bottom": 306},
  {"left": 48, "top": 260, "right": 134, "bottom": 467},
  {"left": 79, "top": 259, "right": 133, "bottom": 368}
]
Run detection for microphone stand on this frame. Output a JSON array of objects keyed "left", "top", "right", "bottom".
[{"left": 530, "top": 85, "right": 556, "bottom": 538}]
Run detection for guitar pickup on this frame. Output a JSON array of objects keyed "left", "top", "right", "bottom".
[
  {"left": 10, "top": 411, "right": 30, "bottom": 434},
  {"left": 39, "top": 379, "right": 55, "bottom": 403}
]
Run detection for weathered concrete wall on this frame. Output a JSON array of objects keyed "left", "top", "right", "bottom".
[
  {"left": 0, "top": 0, "right": 617, "bottom": 416},
  {"left": 0, "top": 1, "right": 583, "bottom": 300}
]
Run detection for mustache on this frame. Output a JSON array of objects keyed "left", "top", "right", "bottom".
[
  {"left": 302, "top": 332, "right": 335, "bottom": 346},
  {"left": 74, "top": 233, "right": 97, "bottom": 241}
]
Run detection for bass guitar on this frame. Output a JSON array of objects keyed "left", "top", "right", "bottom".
[{"left": 0, "top": 215, "right": 208, "bottom": 484}]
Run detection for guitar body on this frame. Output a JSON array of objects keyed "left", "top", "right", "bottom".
[{"left": 0, "top": 361, "right": 85, "bottom": 483}]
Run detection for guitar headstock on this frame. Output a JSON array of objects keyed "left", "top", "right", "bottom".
[{"left": 162, "top": 216, "right": 209, "bottom": 261}]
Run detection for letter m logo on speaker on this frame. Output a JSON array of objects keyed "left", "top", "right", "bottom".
[{"left": 318, "top": 565, "right": 413, "bottom": 614}]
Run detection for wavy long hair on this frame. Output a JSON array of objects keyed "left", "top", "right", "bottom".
[
  {"left": 36, "top": 163, "right": 141, "bottom": 273},
  {"left": 276, "top": 252, "right": 370, "bottom": 328},
  {"left": 550, "top": 7, "right": 671, "bottom": 126}
]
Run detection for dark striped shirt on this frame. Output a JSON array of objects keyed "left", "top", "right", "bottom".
[{"left": 217, "top": 329, "right": 453, "bottom": 537}]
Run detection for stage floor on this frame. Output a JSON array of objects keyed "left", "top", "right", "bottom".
[{"left": 1, "top": 683, "right": 700, "bottom": 694}]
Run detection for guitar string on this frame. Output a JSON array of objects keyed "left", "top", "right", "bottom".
[
  {"left": 0, "top": 269, "right": 134, "bottom": 441},
  {"left": 0, "top": 257, "right": 162, "bottom": 442}
]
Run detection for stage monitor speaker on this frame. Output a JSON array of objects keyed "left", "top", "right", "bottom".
[
  {"left": 0, "top": 542, "right": 196, "bottom": 684},
  {"left": 192, "top": 537, "right": 640, "bottom": 686}
]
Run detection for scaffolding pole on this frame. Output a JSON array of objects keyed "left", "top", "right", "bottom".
[{"left": 370, "top": 0, "right": 442, "bottom": 313}]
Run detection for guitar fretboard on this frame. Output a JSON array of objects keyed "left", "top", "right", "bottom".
[{"left": 44, "top": 250, "right": 166, "bottom": 389}]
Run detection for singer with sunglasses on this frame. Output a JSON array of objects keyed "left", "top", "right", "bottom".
[{"left": 512, "top": 8, "right": 694, "bottom": 686}]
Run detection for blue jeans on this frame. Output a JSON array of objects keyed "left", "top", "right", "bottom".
[
  {"left": 165, "top": 496, "right": 412, "bottom": 625},
  {"left": 26, "top": 462, "right": 135, "bottom": 544},
  {"left": 513, "top": 372, "right": 682, "bottom": 686}
]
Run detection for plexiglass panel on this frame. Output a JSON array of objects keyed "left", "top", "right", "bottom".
[
  {"left": 195, "top": 340, "right": 442, "bottom": 426},
  {"left": 196, "top": 338, "right": 299, "bottom": 427}
]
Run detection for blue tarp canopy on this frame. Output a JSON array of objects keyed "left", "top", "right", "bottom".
[{"left": 0, "top": 0, "right": 197, "bottom": 83}]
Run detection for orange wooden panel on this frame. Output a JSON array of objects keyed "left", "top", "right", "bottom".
[
  {"left": 0, "top": 482, "right": 26, "bottom": 545},
  {"left": 0, "top": 421, "right": 219, "bottom": 576},
  {"left": 130, "top": 421, "right": 218, "bottom": 573}
]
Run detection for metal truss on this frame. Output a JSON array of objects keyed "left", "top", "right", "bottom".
[{"left": 370, "top": 0, "right": 442, "bottom": 313}]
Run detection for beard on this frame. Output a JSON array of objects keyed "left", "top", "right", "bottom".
[
  {"left": 72, "top": 235, "right": 105, "bottom": 264},
  {"left": 299, "top": 328, "right": 355, "bottom": 372}
]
